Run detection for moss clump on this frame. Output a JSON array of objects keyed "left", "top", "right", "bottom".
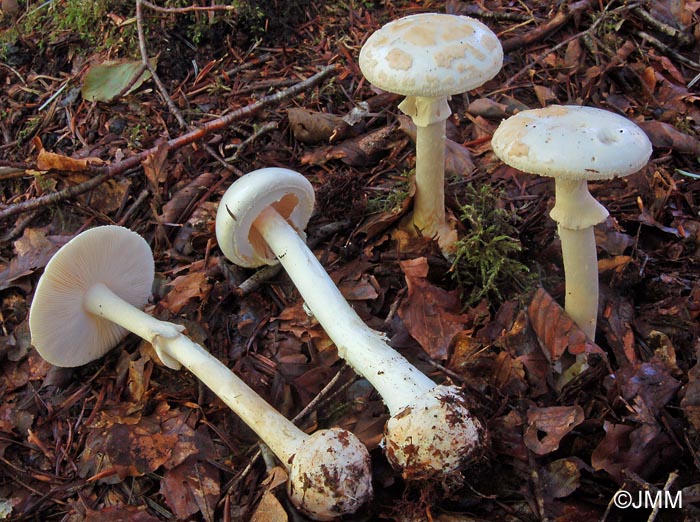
[{"left": 450, "top": 185, "right": 532, "bottom": 306}]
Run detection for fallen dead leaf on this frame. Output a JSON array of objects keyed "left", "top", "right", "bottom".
[
  {"left": 250, "top": 467, "right": 289, "bottom": 522},
  {"left": 681, "top": 350, "right": 700, "bottom": 430},
  {"left": 542, "top": 458, "right": 584, "bottom": 499},
  {"left": 33, "top": 137, "right": 105, "bottom": 171},
  {"left": 527, "top": 288, "right": 608, "bottom": 387},
  {"left": 288, "top": 107, "right": 352, "bottom": 143},
  {"left": 591, "top": 420, "right": 679, "bottom": 483},
  {"left": 523, "top": 405, "right": 585, "bottom": 455},
  {"left": 161, "top": 457, "right": 220, "bottom": 522},
  {"left": 142, "top": 140, "right": 170, "bottom": 192},
  {"left": 490, "top": 409, "right": 528, "bottom": 462},
  {"left": 300, "top": 124, "right": 397, "bottom": 166},
  {"left": 398, "top": 257, "right": 468, "bottom": 360},
  {"left": 160, "top": 271, "right": 212, "bottom": 314},
  {"left": 0, "top": 228, "right": 70, "bottom": 291},
  {"left": 639, "top": 120, "right": 700, "bottom": 155}
]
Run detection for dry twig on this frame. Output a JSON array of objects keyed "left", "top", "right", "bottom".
[{"left": 0, "top": 65, "right": 338, "bottom": 222}]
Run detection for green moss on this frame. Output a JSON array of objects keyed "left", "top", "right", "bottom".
[
  {"left": 366, "top": 170, "right": 411, "bottom": 214},
  {"left": 1, "top": 0, "right": 139, "bottom": 60},
  {"left": 449, "top": 185, "right": 533, "bottom": 307}
]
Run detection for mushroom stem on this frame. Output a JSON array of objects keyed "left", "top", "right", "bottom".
[
  {"left": 33, "top": 225, "right": 372, "bottom": 519},
  {"left": 550, "top": 178, "right": 608, "bottom": 341},
  {"left": 558, "top": 226, "right": 599, "bottom": 340},
  {"left": 252, "top": 205, "right": 484, "bottom": 479},
  {"left": 413, "top": 119, "right": 446, "bottom": 236},
  {"left": 83, "top": 282, "right": 306, "bottom": 463},
  {"left": 253, "top": 206, "right": 436, "bottom": 415},
  {"left": 399, "top": 95, "right": 452, "bottom": 242}
]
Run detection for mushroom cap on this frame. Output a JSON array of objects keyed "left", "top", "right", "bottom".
[
  {"left": 29, "top": 226, "right": 154, "bottom": 367},
  {"left": 359, "top": 13, "right": 503, "bottom": 97},
  {"left": 215, "top": 167, "right": 314, "bottom": 268},
  {"left": 287, "top": 427, "right": 373, "bottom": 520},
  {"left": 383, "top": 385, "right": 485, "bottom": 480},
  {"left": 491, "top": 105, "right": 652, "bottom": 181}
]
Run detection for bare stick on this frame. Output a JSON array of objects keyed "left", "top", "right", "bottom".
[
  {"left": 0, "top": 65, "right": 337, "bottom": 222},
  {"left": 503, "top": 2, "right": 640, "bottom": 88},
  {"left": 141, "top": 0, "right": 236, "bottom": 13},
  {"left": 501, "top": 0, "right": 598, "bottom": 54},
  {"left": 135, "top": 0, "right": 243, "bottom": 176},
  {"left": 136, "top": 0, "right": 188, "bottom": 130}
]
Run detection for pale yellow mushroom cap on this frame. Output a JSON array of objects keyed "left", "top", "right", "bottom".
[
  {"left": 359, "top": 13, "right": 503, "bottom": 97},
  {"left": 29, "top": 226, "right": 154, "bottom": 367},
  {"left": 491, "top": 105, "right": 652, "bottom": 181}
]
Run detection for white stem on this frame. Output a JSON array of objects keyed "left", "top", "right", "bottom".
[
  {"left": 254, "top": 206, "right": 436, "bottom": 415},
  {"left": 83, "top": 283, "right": 307, "bottom": 465},
  {"left": 413, "top": 119, "right": 447, "bottom": 238},
  {"left": 399, "top": 96, "right": 451, "bottom": 240},
  {"left": 558, "top": 226, "right": 598, "bottom": 340},
  {"left": 550, "top": 179, "right": 608, "bottom": 341},
  {"left": 551, "top": 179, "right": 608, "bottom": 230}
]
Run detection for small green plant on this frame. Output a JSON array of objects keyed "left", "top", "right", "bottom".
[
  {"left": 366, "top": 170, "right": 412, "bottom": 214},
  {"left": 1, "top": 0, "right": 138, "bottom": 60},
  {"left": 449, "top": 184, "right": 531, "bottom": 307}
]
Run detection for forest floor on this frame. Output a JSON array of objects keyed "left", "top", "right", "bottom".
[{"left": 1, "top": 1, "right": 700, "bottom": 521}]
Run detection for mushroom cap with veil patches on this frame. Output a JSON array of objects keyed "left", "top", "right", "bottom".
[
  {"left": 29, "top": 226, "right": 154, "bottom": 367},
  {"left": 491, "top": 105, "right": 652, "bottom": 181},
  {"left": 359, "top": 13, "right": 503, "bottom": 97}
]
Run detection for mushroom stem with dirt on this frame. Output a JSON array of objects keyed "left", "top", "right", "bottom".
[
  {"left": 216, "top": 167, "right": 485, "bottom": 480},
  {"left": 491, "top": 105, "right": 652, "bottom": 340},
  {"left": 28, "top": 225, "right": 372, "bottom": 521},
  {"left": 359, "top": 13, "right": 503, "bottom": 253}
]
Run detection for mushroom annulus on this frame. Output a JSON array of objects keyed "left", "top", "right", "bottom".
[
  {"left": 28, "top": 225, "right": 372, "bottom": 520},
  {"left": 491, "top": 105, "right": 652, "bottom": 340},
  {"left": 359, "top": 13, "right": 503, "bottom": 252},
  {"left": 215, "top": 168, "right": 485, "bottom": 480}
]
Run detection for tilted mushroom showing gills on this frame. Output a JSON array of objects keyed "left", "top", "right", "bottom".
[
  {"left": 28, "top": 225, "right": 371, "bottom": 521},
  {"left": 359, "top": 13, "right": 503, "bottom": 252},
  {"left": 491, "top": 105, "right": 652, "bottom": 339},
  {"left": 216, "top": 168, "right": 485, "bottom": 480}
]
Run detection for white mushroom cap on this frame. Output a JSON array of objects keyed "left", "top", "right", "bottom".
[
  {"left": 491, "top": 105, "right": 653, "bottom": 181},
  {"left": 215, "top": 167, "right": 314, "bottom": 268},
  {"left": 29, "top": 226, "right": 154, "bottom": 367},
  {"left": 287, "top": 427, "right": 373, "bottom": 520},
  {"left": 359, "top": 13, "right": 503, "bottom": 98},
  {"left": 383, "top": 385, "right": 485, "bottom": 480}
]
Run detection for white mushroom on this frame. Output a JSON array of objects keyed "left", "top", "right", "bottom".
[
  {"left": 359, "top": 13, "right": 503, "bottom": 252},
  {"left": 28, "top": 225, "right": 372, "bottom": 520},
  {"left": 491, "top": 105, "right": 652, "bottom": 339},
  {"left": 216, "top": 168, "right": 485, "bottom": 480}
]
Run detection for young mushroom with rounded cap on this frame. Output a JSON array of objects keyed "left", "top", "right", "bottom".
[
  {"left": 28, "top": 225, "right": 372, "bottom": 521},
  {"left": 359, "top": 13, "right": 503, "bottom": 252},
  {"left": 491, "top": 105, "right": 652, "bottom": 340},
  {"left": 216, "top": 167, "right": 485, "bottom": 480}
]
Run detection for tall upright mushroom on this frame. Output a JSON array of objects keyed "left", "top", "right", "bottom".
[
  {"left": 359, "top": 13, "right": 503, "bottom": 251},
  {"left": 216, "top": 168, "right": 485, "bottom": 480},
  {"left": 491, "top": 105, "right": 652, "bottom": 339},
  {"left": 28, "top": 225, "right": 372, "bottom": 521}
]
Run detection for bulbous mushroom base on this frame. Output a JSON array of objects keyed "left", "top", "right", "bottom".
[
  {"left": 287, "top": 427, "right": 373, "bottom": 520},
  {"left": 383, "top": 385, "right": 485, "bottom": 480}
]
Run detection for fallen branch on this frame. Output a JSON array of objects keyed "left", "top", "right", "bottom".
[
  {"left": 502, "top": 2, "right": 640, "bottom": 89},
  {"left": 501, "top": 0, "right": 598, "bottom": 54},
  {"left": 0, "top": 65, "right": 337, "bottom": 222}
]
